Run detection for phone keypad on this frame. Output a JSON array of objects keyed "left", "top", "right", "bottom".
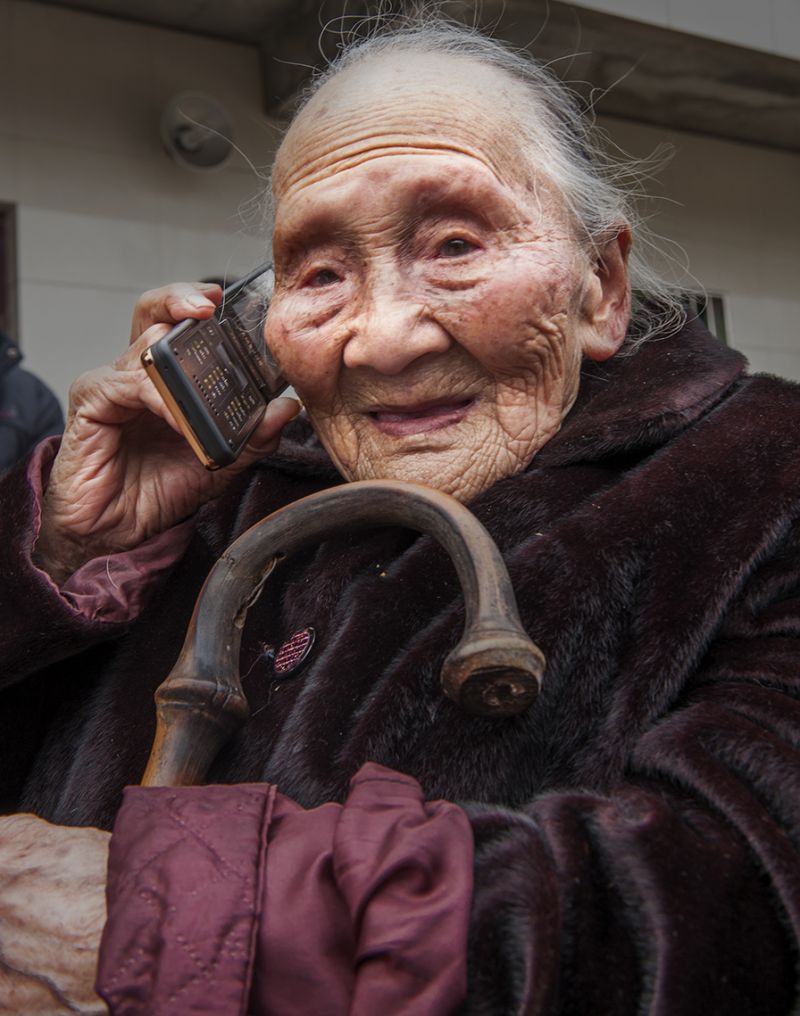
[{"left": 170, "top": 323, "right": 263, "bottom": 445}]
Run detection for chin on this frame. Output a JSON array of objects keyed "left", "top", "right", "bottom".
[
  {"left": 350, "top": 455, "right": 492, "bottom": 504},
  {"left": 315, "top": 414, "right": 528, "bottom": 503}
]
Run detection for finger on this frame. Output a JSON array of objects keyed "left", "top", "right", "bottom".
[
  {"left": 63, "top": 324, "right": 172, "bottom": 421},
  {"left": 67, "top": 362, "right": 169, "bottom": 429},
  {"left": 67, "top": 334, "right": 184, "bottom": 436},
  {"left": 129, "top": 283, "right": 222, "bottom": 344},
  {"left": 110, "top": 324, "right": 184, "bottom": 431},
  {"left": 115, "top": 322, "right": 171, "bottom": 371},
  {"left": 237, "top": 396, "right": 302, "bottom": 464}
]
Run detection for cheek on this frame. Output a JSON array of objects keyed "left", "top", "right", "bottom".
[
  {"left": 433, "top": 251, "right": 581, "bottom": 369},
  {"left": 266, "top": 304, "right": 343, "bottom": 403}
]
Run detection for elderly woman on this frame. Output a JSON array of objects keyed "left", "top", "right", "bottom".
[{"left": 1, "top": 19, "right": 799, "bottom": 1016}]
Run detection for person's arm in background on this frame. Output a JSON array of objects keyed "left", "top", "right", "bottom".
[
  {"left": 0, "top": 322, "right": 64, "bottom": 470},
  {"left": 25, "top": 368, "right": 65, "bottom": 444},
  {"left": 0, "top": 368, "right": 62, "bottom": 471}
]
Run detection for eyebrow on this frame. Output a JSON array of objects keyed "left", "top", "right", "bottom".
[
  {"left": 273, "top": 212, "right": 356, "bottom": 268},
  {"left": 273, "top": 165, "right": 522, "bottom": 266}
]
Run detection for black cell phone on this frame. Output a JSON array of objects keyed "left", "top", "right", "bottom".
[{"left": 142, "top": 263, "right": 286, "bottom": 469}]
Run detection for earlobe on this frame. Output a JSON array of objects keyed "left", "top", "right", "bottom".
[{"left": 581, "top": 226, "right": 632, "bottom": 362}]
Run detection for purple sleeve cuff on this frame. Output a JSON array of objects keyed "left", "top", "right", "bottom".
[
  {"left": 332, "top": 767, "right": 473, "bottom": 1016},
  {"left": 27, "top": 438, "right": 194, "bottom": 623},
  {"left": 98, "top": 783, "right": 275, "bottom": 1016},
  {"left": 98, "top": 764, "right": 473, "bottom": 1016}
]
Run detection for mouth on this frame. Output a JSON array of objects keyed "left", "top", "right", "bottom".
[{"left": 367, "top": 398, "right": 474, "bottom": 437}]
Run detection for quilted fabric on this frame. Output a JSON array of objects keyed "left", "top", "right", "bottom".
[
  {"left": 98, "top": 764, "right": 473, "bottom": 1015},
  {"left": 98, "top": 783, "right": 275, "bottom": 1014}
]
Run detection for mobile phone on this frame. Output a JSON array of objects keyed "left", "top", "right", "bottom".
[{"left": 142, "top": 263, "right": 286, "bottom": 469}]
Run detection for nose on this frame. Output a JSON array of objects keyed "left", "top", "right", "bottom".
[{"left": 342, "top": 275, "right": 451, "bottom": 375}]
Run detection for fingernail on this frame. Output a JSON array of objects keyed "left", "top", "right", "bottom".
[
  {"left": 267, "top": 396, "right": 301, "bottom": 420},
  {"left": 186, "top": 296, "right": 215, "bottom": 311}
]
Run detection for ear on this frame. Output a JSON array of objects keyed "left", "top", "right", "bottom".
[{"left": 579, "top": 226, "right": 632, "bottom": 362}]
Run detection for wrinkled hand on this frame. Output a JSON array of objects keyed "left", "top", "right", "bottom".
[
  {"left": 36, "top": 283, "right": 300, "bottom": 584},
  {"left": 0, "top": 814, "right": 110, "bottom": 1015}
]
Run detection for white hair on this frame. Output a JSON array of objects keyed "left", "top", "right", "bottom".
[{"left": 276, "top": 13, "right": 686, "bottom": 347}]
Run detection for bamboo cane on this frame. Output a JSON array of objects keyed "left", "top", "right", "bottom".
[{"left": 142, "top": 480, "right": 545, "bottom": 787}]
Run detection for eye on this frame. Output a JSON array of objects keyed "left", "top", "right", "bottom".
[
  {"left": 306, "top": 268, "right": 340, "bottom": 288},
  {"left": 437, "top": 237, "right": 477, "bottom": 258}
]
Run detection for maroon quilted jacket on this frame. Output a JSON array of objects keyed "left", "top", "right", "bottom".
[{"left": 1, "top": 322, "right": 799, "bottom": 1013}]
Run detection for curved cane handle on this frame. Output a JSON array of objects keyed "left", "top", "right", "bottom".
[{"left": 142, "top": 480, "right": 545, "bottom": 787}]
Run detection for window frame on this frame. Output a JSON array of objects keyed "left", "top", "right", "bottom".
[
  {"left": 0, "top": 203, "right": 19, "bottom": 343},
  {"left": 682, "top": 291, "right": 729, "bottom": 345}
]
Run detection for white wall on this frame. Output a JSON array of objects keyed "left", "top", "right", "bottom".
[
  {"left": 1, "top": 0, "right": 277, "bottom": 406},
  {"left": 572, "top": 0, "right": 800, "bottom": 60},
  {"left": 600, "top": 116, "right": 800, "bottom": 380},
  {"left": 1, "top": 0, "right": 799, "bottom": 410}
]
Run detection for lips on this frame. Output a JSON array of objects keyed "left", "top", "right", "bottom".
[{"left": 368, "top": 398, "right": 474, "bottom": 437}]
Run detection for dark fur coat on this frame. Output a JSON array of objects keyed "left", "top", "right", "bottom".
[{"left": 1, "top": 322, "right": 799, "bottom": 1014}]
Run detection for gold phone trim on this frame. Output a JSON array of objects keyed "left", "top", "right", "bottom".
[{"left": 141, "top": 348, "right": 221, "bottom": 471}]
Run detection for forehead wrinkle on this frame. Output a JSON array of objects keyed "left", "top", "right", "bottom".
[
  {"left": 276, "top": 140, "right": 516, "bottom": 201},
  {"left": 272, "top": 62, "right": 531, "bottom": 200}
]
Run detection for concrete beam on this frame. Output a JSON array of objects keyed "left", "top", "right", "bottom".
[
  {"left": 35, "top": 0, "right": 800, "bottom": 151},
  {"left": 255, "top": 0, "right": 800, "bottom": 151},
  {"left": 491, "top": 1, "right": 800, "bottom": 153}
]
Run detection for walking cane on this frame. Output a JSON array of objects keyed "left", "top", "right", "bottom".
[{"left": 142, "top": 480, "right": 545, "bottom": 788}]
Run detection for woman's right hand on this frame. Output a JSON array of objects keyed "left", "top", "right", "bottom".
[{"left": 35, "top": 283, "right": 299, "bottom": 585}]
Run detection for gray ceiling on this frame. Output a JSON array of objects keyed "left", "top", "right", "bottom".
[{"left": 32, "top": 0, "right": 800, "bottom": 152}]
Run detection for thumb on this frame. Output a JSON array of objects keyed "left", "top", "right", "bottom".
[{"left": 238, "top": 396, "right": 302, "bottom": 464}]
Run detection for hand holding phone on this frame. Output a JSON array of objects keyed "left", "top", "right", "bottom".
[{"left": 142, "top": 264, "right": 287, "bottom": 469}]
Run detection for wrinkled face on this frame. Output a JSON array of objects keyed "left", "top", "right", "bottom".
[{"left": 267, "top": 53, "right": 626, "bottom": 502}]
